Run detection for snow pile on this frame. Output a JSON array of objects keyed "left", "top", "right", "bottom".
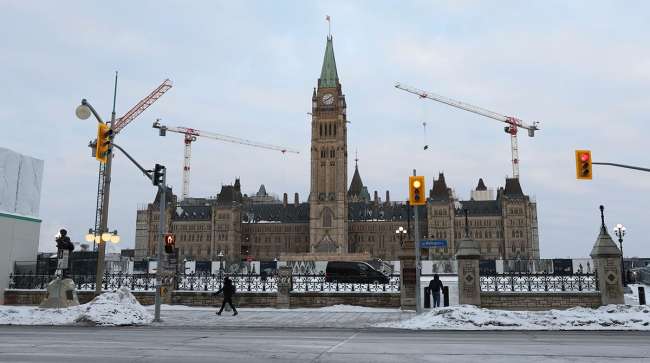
[
  {"left": 0, "top": 288, "right": 152, "bottom": 326},
  {"left": 316, "top": 304, "right": 399, "bottom": 313},
  {"left": 625, "top": 284, "right": 649, "bottom": 305},
  {"left": 376, "top": 304, "right": 650, "bottom": 330},
  {"left": 75, "top": 288, "right": 153, "bottom": 326}
]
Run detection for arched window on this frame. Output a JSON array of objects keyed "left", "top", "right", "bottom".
[
  {"left": 320, "top": 124, "right": 323, "bottom": 137},
  {"left": 330, "top": 149, "right": 335, "bottom": 158},
  {"left": 322, "top": 208, "right": 333, "bottom": 227}
]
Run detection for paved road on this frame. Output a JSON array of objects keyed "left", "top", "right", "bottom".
[{"left": 0, "top": 326, "right": 648, "bottom": 362}]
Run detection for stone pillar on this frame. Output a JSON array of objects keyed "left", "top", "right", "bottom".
[
  {"left": 276, "top": 266, "right": 292, "bottom": 309},
  {"left": 40, "top": 278, "right": 79, "bottom": 308},
  {"left": 160, "top": 273, "right": 174, "bottom": 305},
  {"left": 590, "top": 222, "right": 624, "bottom": 305},
  {"left": 456, "top": 237, "right": 481, "bottom": 306},
  {"left": 399, "top": 239, "right": 416, "bottom": 310}
]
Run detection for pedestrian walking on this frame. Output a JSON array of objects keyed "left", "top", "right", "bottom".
[
  {"left": 428, "top": 274, "right": 444, "bottom": 308},
  {"left": 214, "top": 276, "right": 238, "bottom": 316}
]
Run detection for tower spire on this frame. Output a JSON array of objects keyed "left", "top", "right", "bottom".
[
  {"left": 319, "top": 34, "right": 338, "bottom": 88},
  {"left": 355, "top": 148, "right": 358, "bottom": 168}
]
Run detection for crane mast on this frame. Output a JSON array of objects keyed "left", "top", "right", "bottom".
[
  {"left": 153, "top": 120, "right": 299, "bottom": 200},
  {"left": 395, "top": 82, "right": 540, "bottom": 179}
]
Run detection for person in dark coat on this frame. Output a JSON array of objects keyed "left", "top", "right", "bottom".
[
  {"left": 55, "top": 229, "right": 74, "bottom": 277},
  {"left": 428, "top": 274, "right": 444, "bottom": 308},
  {"left": 215, "top": 276, "right": 238, "bottom": 316}
]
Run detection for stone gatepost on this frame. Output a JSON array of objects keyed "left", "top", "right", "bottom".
[
  {"left": 590, "top": 206, "right": 624, "bottom": 305},
  {"left": 399, "top": 239, "right": 416, "bottom": 310},
  {"left": 276, "top": 266, "right": 292, "bottom": 309},
  {"left": 160, "top": 273, "right": 174, "bottom": 305},
  {"left": 455, "top": 236, "right": 481, "bottom": 306}
]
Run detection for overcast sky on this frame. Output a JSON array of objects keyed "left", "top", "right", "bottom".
[{"left": 1, "top": 1, "right": 648, "bottom": 258}]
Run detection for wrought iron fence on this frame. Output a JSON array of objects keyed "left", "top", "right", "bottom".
[
  {"left": 479, "top": 272, "right": 598, "bottom": 293},
  {"left": 291, "top": 274, "right": 400, "bottom": 293},
  {"left": 175, "top": 273, "right": 278, "bottom": 293},
  {"left": 8, "top": 272, "right": 400, "bottom": 293}
]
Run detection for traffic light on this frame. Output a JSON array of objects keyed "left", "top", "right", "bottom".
[
  {"left": 153, "top": 164, "right": 165, "bottom": 186},
  {"left": 409, "top": 175, "right": 426, "bottom": 205},
  {"left": 164, "top": 233, "right": 175, "bottom": 254},
  {"left": 575, "top": 150, "right": 592, "bottom": 180},
  {"left": 95, "top": 123, "right": 113, "bottom": 164}
]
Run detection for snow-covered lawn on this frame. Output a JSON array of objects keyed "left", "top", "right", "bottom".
[
  {"left": 376, "top": 304, "right": 650, "bottom": 330},
  {"left": 0, "top": 288, "right": 152, "bottom": 326}
]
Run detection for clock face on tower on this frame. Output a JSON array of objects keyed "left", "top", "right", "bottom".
[{"left": 321, "top": 93, "right": 334, "bottom": 105}]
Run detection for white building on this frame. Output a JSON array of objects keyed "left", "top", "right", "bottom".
[{"left": 0, "top": 147, "right": 44, "bottom": 304}]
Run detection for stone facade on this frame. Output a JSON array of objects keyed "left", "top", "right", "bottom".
[
  {"left": 480, "top": 292, "right": 601, "bottom": 310},
  {"left": 135, "top": 35, "right": 540, "bottom": 263}
]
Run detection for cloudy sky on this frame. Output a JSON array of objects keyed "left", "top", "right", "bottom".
[{"left": 1, "top": 1, "right": 648, "bottom": 258}]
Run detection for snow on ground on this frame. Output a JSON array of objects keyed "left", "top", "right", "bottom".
[
  {"left": 625, "top": 284, "right": 649, "bottom": 305},
  {"left": 0, "top": 288, "right": 152, "bottom": 326},
  {"left": 376, "top": 304, "right": 650, "bottom": 330},
  {"left": 148, "top": 304, "right": 401, "bottom": 313}
]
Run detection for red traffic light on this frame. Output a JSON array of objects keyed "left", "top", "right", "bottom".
[{"left": 580, "top": 153, "right": 590, "bottom": 162}]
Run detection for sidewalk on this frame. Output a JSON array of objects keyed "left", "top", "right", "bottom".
[{"left": 148, "top": 305, "right": 416, "bottom": 328}]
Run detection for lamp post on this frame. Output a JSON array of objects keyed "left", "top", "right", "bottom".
[
  {"left": 218, "top": 250, "right": 224, "bottom": 282},
  {"left": 613, "top": 223, "right": 627, "bottom": 287},
  {"left": 395, "top": 226, "right": 407, "bottom": 247},
  {"left": 76, "top": 73, "right": 118, "bottom": 295}
]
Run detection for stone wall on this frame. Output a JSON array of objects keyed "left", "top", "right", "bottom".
[
  {"left": 480, "top": 292, "right": 601, "bottom": 310},
  {"left": 290, "top": 293, "right": 400, "bottom": 308}
]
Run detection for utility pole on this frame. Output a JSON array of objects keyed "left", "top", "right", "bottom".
[
  {"left": 95, "top": 72, "right": 118, "bottom": 295},
  {"left": 154, "top": 168, "right": 166, "bottom": 322},
  {"left": 413, "top": 169, "right": 422, "bottom": 314}
]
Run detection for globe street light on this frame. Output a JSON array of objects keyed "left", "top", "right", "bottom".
[
  {"left": 395, "top": 226, "right": 407, "bottom": 247},
  {"left": 613, "top": 223, "right": 627, "bottom": 287},
  {"left": 76, "top": 95, "right": 115, "bottom": 296}
]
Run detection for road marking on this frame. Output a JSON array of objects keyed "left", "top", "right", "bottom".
[{"left": 325, "top": 331, "right": 359, "bottom": 353}]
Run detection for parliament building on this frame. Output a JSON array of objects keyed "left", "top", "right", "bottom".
[{"left": 135, "top": 36, "right": 540, "bottom": 263}]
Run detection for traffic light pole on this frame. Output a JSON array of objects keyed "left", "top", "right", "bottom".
[
  {"left": 413, "top": 169, "right": 422, "bottom": 314},
  {"left": 95, "top": 151, "right": 112, "bottom": 295},
  {"left": 154, "top": 171, "right": 166, "bottom": 322},
  {"left": 107, "top": 143, "right": 165, "bottom": 321}
]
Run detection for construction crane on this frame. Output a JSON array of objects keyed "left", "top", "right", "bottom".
[
  {"left": 152, "top": 120, "right": 300, "bottom": 200},
  {"left": 90, "top": 78, "right": 172, "bottom": 247},
  {"left": 395, "top": 82, "right": 540, "bottom": 179}
]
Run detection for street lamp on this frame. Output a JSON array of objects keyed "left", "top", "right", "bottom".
[
  {"left": 76, "top": 95, "right": 115, "bottom": 296},
  {"left": 218, "top": 250, "right": 224, "bottom": 281},
  {"left": 613, "top": 223, "right": 627, "bottom": 287},
  {"left": 395, "top": 226, "right": 407, "bottom": 247}
]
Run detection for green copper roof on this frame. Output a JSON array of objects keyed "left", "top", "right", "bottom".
[{"left": 319, "top": 36, "right": 338, "bottom": 88}]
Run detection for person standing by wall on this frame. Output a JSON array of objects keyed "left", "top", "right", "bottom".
[{"left": 428, "top": 274, "right": 444, "bottom": 308}]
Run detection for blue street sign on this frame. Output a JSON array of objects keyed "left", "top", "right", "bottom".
[{"left": 419, "top": 239, "right": 447, "bottom": 248}]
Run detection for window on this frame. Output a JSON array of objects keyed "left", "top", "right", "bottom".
[{"left": 323, "top": 208, "right": 333, "bottom": 227}]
